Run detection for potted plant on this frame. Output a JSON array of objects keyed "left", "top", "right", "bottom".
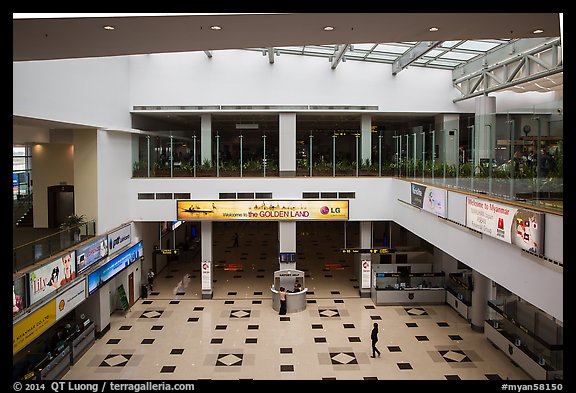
[{"left": 60, "top": 214, "right": 86, "bottom": 242}]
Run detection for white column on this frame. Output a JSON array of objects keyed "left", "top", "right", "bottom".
[
  {"left": 434, "top": 114, "right": 460, "bottom": 166},
  {"left": 471, "top": 270, "right": 491, "bottom": 332},
  {"left": 279, "top": 113, "right": 296, "bottom": 176},
  {"left": 200, "top": 114, "right": 212, "bottom": 165},
  {"left": 278, "top": 221, "right": 296, "bottom": 270},
  {"left": 361, "top": 114, "right": 372, "bottom": 165},
  {"left": 474, "top": 96, "right": 496, "bottom": 166},
  {"left": 201, "top": 221, "right": 213, "bottom": 299}
]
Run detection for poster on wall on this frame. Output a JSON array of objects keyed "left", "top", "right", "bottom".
[
  {"left": 76, "top": 235, "right": 108, "bottom": 274},
  {"left": 55, "top": 278, "right": 86, "bottom": 321},
  {"left": 107, "top": 225, "right": 131, "bottom": 256},
  {"left": 13, "top": 299, "right": 56, "bottom": 354},
  {"left": 177, "top": 200, "right": 349, "bottom": 221},
  {"left": 88, "top": 241, "right": 143, "bottom": 295},
  {"left": 410, "top": 183, "right": 447, "bottom": 218},
  {"left": 466, "top": 197, "right": 544, "bottom": 254},
  {"left": 201, "top": 261, "right": 211, "bottom": 291},
  {"left": 28, "top": 250, "right": 76, "bottom": 306},
  {"left": 361, "top": 259, "right": 371, "bottom": 289}
]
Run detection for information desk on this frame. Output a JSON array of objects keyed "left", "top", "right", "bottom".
[
  {"left": 70, "top": 321, "right": 96, "bottom": 364},
  {"left": 371, "top": 287, "right": 446, "bottom": 305},
  {"left": 271, "top": 287, "right": 307, "bottom": 313},
  {"left": 38, "top": 345, "right": 71, "bottom": 380}
]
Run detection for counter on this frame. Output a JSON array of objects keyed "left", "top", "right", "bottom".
[
  {"left": 371, "top": 287, "right": 446, "bottom": 305},
  {"left": 70, "top": 321, "right": 96, "bottom": 364},
  {"left": 270, "top": 287, "right": 307, "bottom": 313},
  {"left": 38, "top": 345, "right": 71, "bottom": 380}
]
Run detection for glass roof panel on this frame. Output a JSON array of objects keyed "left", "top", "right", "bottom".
[
  {"left": 455, "top": 40, "right": 503, "bottom": 52},
  {"left": 352, "top": 43, "right": 377, "bottom": 51},
  {"left": 438, "top": 51, "right": 479, "bottom": 61},
  {"left": 373, "top": 44, "right": 410, "bottom": 54}
]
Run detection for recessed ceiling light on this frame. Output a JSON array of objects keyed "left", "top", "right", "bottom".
[
  {"left": 323, "top": 26, "right": 334, "bottom": 31},
  {"left": 533, "top": 29, "right": 544, "bottom": 34},
  {"left": 429, "top": 27, "right": 439, "bottom": 32},
  {"left": 103, "top": 25, "right": 115, "bottom": 30},
  {"left": 210, "top": 25, "right": 222, "bottom": 30}
]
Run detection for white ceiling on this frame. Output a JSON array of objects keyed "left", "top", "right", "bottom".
[{"left": 13, "top": 13, "right": 561, "bottom": 61}]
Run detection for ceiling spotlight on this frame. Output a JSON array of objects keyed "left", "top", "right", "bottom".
[
  {"left": 103, "top": 25, "right": 115, "bottom": 30},
  {"left": 323, "top": 26, "right": 335, "bottom": 31},
  {"left": 532, "top": 29, "right": 544, "bottom": 34},
  {"left": 429, "top": 27, "right": 439, "bottom": 32},
  {"left": 210, "top": 25, "right": 222, "bottom": 30}
]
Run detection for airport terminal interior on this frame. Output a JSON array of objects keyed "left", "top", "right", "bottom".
[{"left": 13, "top": 13, "right": 563, "bottom": 383}]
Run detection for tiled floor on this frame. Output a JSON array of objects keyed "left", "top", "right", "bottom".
[{"left": 62, "top": 222, "right": 529, "bottom": 380}]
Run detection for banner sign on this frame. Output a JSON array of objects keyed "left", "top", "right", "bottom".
[
  {"left": 411, "top": 182, "right": 447, "bottom": 218},
  {"left": 88, "top": 241, "right": 143, "bottom": 295},
  {"left": 341, "top": 248, "right": 396, "bottom": 254},
  {"left": 13, "top": 299, "right": 56, "bottom": 354},
  {"left": 361, "top": 259, "right": 371, "bottom": 289},
  {"left": 13, "top": 275, "right": 28, "bottom": 316},
  {"left": 107, "top": 225, "right": 131, "bottom": 256},
  {"left": 55, "top": 278, "right": 86, "bottom": 321},
  {"left": 76, "top": 235, "right": 108, "bottom": 274},
  {"left": 28, "top": 250, "right": 76, "bottom": 306},
  {"left": 466, "top": 197, "right": 544, "bottom": 254},
  {"left": 177, "top": 200, "right": 349, "bottom": 221}
]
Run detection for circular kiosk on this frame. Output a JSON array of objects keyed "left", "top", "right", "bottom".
[{"left": 271, "top": 269, "right": 307, "bottom": 313}]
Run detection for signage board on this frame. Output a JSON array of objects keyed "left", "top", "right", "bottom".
[
  {"left": 28, "top": 250, "right": 76, "bottom": 306},
  {"left": 177, "top": 200, "right": 349, "bottom": 221},
  {"left": 76, "top": 235, "right": 108, "bottom": 273},
  {"left": 411, "top": 182, "right": 447, "bottom": 218}
]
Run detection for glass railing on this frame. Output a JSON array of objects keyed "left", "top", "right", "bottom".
[{"left": 13, "top": 220, "right": 96, "bottom": 273}]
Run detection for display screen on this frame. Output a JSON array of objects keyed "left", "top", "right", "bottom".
[{"left": 88, "top": 241, "right": 143, "bottom": 295}]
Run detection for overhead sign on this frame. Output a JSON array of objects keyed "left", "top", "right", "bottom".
[
  {"left": 76, "top": 235, "right": 108, "bottom": 273},
  {"left": 156, "top": 249, "right": 180, "bottom": 255},
  {"left": 411, "top": 182, "right": 447, "bottom": 218},
  {"left": 177, "top": 200, "right": 349, "bottom": 221},
  {"left": 341, "top": 248, "right": 396, "bottom": 254},
  {"left": 107, "top": 225, "right": 131, "bottom": 256},
  {"left": 466, "top": 197, "right": 544, "bottom": 254},
  {"left": 88, "top": 241, "right": 143, "bottom": 295},
  {"left": 55, "top": 278, "right": 86, "bottom": 321}
]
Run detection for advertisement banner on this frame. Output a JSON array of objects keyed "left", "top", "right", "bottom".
[
  {"left": 107, "top": 225, "right": 131, "bottom": 256},
  {"left": 177, "top": 200, "right": 349, "bottom": 221},
  {"left": 28, "top": 250, "right": 76, "bottom": 306},
  {"left": 410, "top": 183, "right": 447, "bottom": 218},
  {"left": 76, "top": 235, "right": 108, "bottom": 274},
  {"left": 13, "top": 299, "right": 56, "bottom": 354},
  {"left": 88, "top": 241, "right": 143, "bottom": 295},
  {"left": 13, "top": 275, "right": 28, "bottom": 316},
  {"left": 466, "top": 197, "right": 544, "bottom": 254},
  {"left": 55, "top": 278, "right": 86, "bottom": 321},
  {"left": 201, "top": 261, "right": 211, "bottom": 291},
  {"left": 361, "top": 259, "right": 371, "bottom": 289}
]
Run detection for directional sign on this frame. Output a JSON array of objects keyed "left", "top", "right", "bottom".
[
  {"left": 155, "top": 249, "right": 180, "bottom": 255},
  {"left": 340, "top": 248, "right": 396, "bottom": 254}
]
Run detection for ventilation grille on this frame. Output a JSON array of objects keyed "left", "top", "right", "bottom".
[
  {"left": 302, "top": 192, "right": 354, "bottom": 199},
  {"left": 133, "top": 105, "right": 378, "bottom": 111}
]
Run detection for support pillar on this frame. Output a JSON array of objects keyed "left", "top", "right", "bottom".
[
  {"left": 361, "top": 114, "right": 372, "bottom": 166},
  {"left": 357, "top": 221, "right": 372, "bottom": 297},
  {"left": 474, "top": 95, "right": 496, "bottom": 167},
  {"left": 200, "top": 114, "right": 212, "bottom": 166},
  {"left": 200, "top": 221, "right": 213, "bottom": 299},
  {"left": 279, "top": 113, "right": 296, "bottom": 177},
  {"left": 434, "top": 114, "right": 460, "bottom": 166},
  {"left": 278, "top": 221, "right": 296, "bottom": 270},
  {"left": 471, "top": 270, "right": 491, "bottom": 332}
]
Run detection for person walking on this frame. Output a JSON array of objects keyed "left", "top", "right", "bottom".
[
  {"left": 147, "top": 268, "right": 155, "bottom": 291},
  {"left": 279, "top": 287, "right": 287, "bottom": 315},
  {"left": 232, "top": 232, "right": 239, "bottom": 248},
  {"left": 371, "top": 322, "right": 381, "bottom": 358}
]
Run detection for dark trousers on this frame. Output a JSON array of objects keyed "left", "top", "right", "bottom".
[
  {"left": 279, "top": 299, "right": 287, "bottom": 315},
  {"left": 372, "top": 339, "right": 380, "bottom": 357}
]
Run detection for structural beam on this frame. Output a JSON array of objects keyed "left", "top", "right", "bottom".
[
  {"left": 204, "top": 50, "right": 212, "bottom": 58},
  {"left": 392, "top": 41, "right": 441, "bottom": 75},
  {"left": 268, "top": 47, "right": 275, "bottom": 64},
  {"left": 331, "top": 44, "right": 349, "bottom": 69}
]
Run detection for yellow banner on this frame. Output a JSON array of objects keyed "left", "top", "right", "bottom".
[
  {"left": 13, "top": 299, "right": 56, "bottom": 354},
  {"left": 177, "top": 200, "right": 349, "bottom": 221}
]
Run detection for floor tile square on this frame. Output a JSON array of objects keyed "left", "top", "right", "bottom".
[
  {"left": 211, "top": 338, "right": 224, "bottom": 344},
  {"left": 314, "top": 337, "right": 327, "bottom": 343},
  {"left": 312, "top": 324, "right": 323, "bottom": 329},
  {"left": 387, "top": 346, "right": 402, "bottom": 352},
  {"left": 334, "top": 299, "right": 344, "bottom": 303},
  {"left": 142, "top": 301, "right": 153, "bottom": 304},
  {"left": 280, "top": 348, "right": 293, "bottom": 354},
  {"left": 160, "top": 366, "right": 176, "bottom": 373},
  {"left": 99, "top": 354, "right": 132, "bottom": 367},
  {"left": 106, "top": 339, "right": 121, "bottom": 344},
  {"left": 406, "top": 323, "right": 418, "bottom": 327},
  {"left": 343, "top": 323, "right": 355, "bottom": 329},
  {"left": 449, "top": 335, "right": 463, "bottom": 341},
  {"left": 118, "top": 326, "right": 132, "bottom": 331},
  {"left": 415, "top": 336, "right": 429, "bottom": 341},
  {"left": 215, "top": 325, "right": 227, "bottom": 330},
  {"left": 248, "top": 324, "right": 259, "bottom": 330},
  {"left": 280, "top": 316, "right": 290, "bottom": 321},
  {"left": 397, "top": 362, "right": 413, "bottom": 370},
  {"left": 252, "top": 300, "right": 262, "bottom": 304},
  {"left": 141, "top": 338, "right": 155, "bottom": 344},
  {"left": 445, "top": 375, "right": 461, "bottom": 380},
  {"left": 151, "top": 325, "right": 163, "bottom": 331},
  {"left": 253, "top": 291, "right": 263, "bottom": 295},
  {"left": 169, "top": 300, "right": 180, "bottom": 304},
  {"left": 485, "top": 374, "right": 503, "bottom": 380},
  {"left": 364, "top": 305, "right": 375, "bottom": 309},
  {"left": 330, "top": 352, "right": 357, "bottom": 365},
  {"left": 170, "top": 349, "right": 184, "bottom": 355},
  {"left": 245, "top": 338, "right": 258, "bottom": 344},
  {"left": 370, "top": 315, "right": 382, "bottom": 320},
  {"left": 437, "top": 322, "right": 450, "bottom": 327},
  {"left": 348, "top": 337, "right": 361, "bottom": 343},
  {"left": 216, "top": 354, "right": 243, "bottom": 367},
  {"left": 224, "top": 300, "right": 235, "bottom": 304},
  {"left": 187, "top": 317, "right": 199, "bottom": 322},
  {"left": 193, "top": 307, "right": 204, "bottom": 311},
  {"left": 280, "top": 365, "right": 294, "bottom": 372}
]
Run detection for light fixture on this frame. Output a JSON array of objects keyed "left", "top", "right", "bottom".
[
  {"left": 210, "top": 25, "right": 222, "bottom": 30},
  {"left": 532, "top": 29, "right": 544, "bottom": 34},
  {"left": 103, "top": 25, "right": 115, "bottom": 30},
  {"left": 429, "top": 27, "right": 439, "bottom": 32},
  {"left": 323, "top": 26, "right": 334, "bottom": 31}
]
